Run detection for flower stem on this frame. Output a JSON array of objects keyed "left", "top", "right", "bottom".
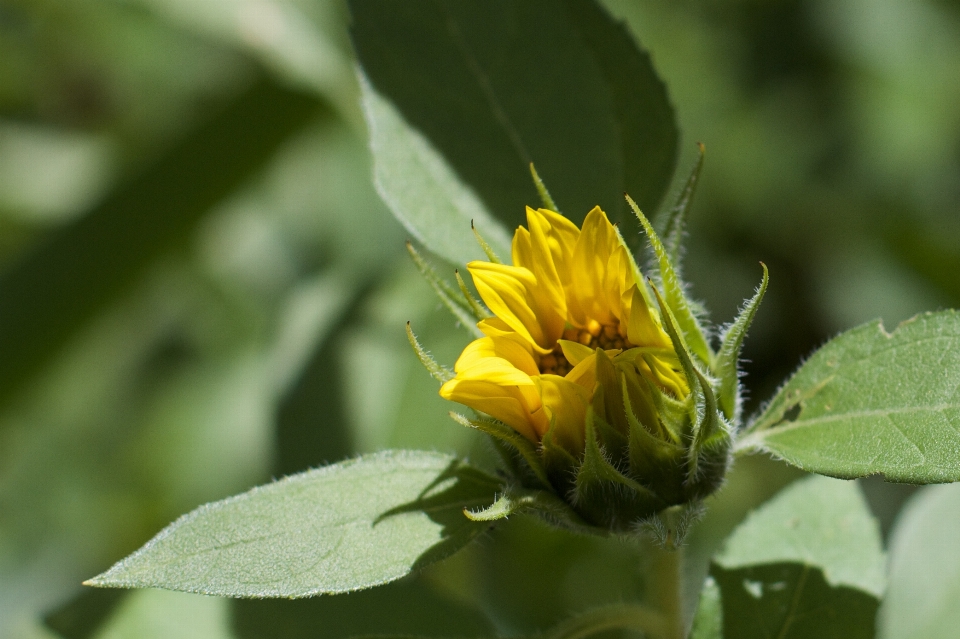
[{"left": 649, "top": 544, "right": 686, "bottom": 639}]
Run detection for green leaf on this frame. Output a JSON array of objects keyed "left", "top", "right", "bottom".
[
  {"left": 739, "top": 310, "right": 960, "bottom": 483},
  {"left": 711, "top": 564, "right": 879, "bottom": 639},
  {"left": 89, "top": 589, "right": 234, "bottom": 639},
  {"left": 690, "top": 577, "right": 723, "bottom": 639},
  {"left": 710, "top": 475, "right": 885, "bottom": 639},
  {"left": 351, "top": 0, "right": 678, "bottom": 254},
  {"left": 360, "top": 76, "right": 512, "bottom": 266},
  {"left": 85, "top": 451, "right": 501, "bottom": 597},
  {"left": 878, "top": 483, "right": 960, "bottom": 639}
]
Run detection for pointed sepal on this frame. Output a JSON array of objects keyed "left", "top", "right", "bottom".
[
  {"left": 463, "top": 490, "right": 527, "bottom": 521},
  {"left": 686, "top": 366, "right": 732, "bottom": 500},
  {"left": 628, "top": 194, "right": 713, "bottom": 364},
  {"left": 622, "top": 377, "right": 688, "bottom": 505},
  {"left": 639, "top": 502, "right": 706, "bottom": 550},
  {"left": 715, "top": 263, "right": 769, "bottom": 423},
  {"left": 573, "top": 409, "right": 664, "bottom": 529},
  {"left": 540, "top": 423, "right": 579, "bottom": 497},
  {"left": 465, "top": 487, "right": 594, "bottom": 535},
  {"left": 449, "top": 412, "right": 550, "bottom": 488},
  {"left": 471, "top": 220, "right": 503, "bottom": 264},
  {"left": 650, "top": 283, "right": 731, "bottom": 497},
  {"left": 406, "top": 241, "right": 484, "bottom": 335},
  {"left": 662, "top": 143, "right": 705, "bottom": 269},
  {"left": 649, "top": 282, "right": 705, "bottom": 432},
  {"left": 455, "top": 269, "right": 492, "bottom": 320},
  {"left": 529, "top": 162, "right": 560, "bottom": 213},
  {"left": 407, "top": 322, "right": 454, "bottom": 383}
]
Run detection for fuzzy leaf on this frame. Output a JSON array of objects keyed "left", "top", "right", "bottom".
[
  {"left": 361, "top": 77, "right": 511, "bottom": 265},
  {"left": 740, "top": 311, "right": 960, "bottom": 483},
  {"left": 713, "top": 475, "right": 885, "bottom": 596},
  {"left": 85, "top": 451, "right": 501, "bottom": 597},
  {"left": 711, "top": 475, "right": 885, "bottom": 639}
]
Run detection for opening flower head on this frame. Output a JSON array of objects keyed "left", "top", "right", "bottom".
[
  {"left": 409, "top": 174, "right": 767, "bottom": 534},
  {"left": 441, "top": 206, "right": 686, "bottom": 452}
]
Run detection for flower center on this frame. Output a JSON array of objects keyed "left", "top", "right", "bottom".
[{"left": 538, "top": 319, "right": 629, "bottom": 376}]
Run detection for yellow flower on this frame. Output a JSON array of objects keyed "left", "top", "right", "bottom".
[
  {"left": 440, "top": 206, "right": 689, "bottom": 455},
  {"left": 407, "top": 185, "right": 766, "bottom": 532}
]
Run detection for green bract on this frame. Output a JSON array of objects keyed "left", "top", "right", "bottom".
[{"left": 410, "top": 160, "right": 769, "bottom": 537}]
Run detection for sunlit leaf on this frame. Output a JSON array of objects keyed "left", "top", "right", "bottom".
[
  {"left": 91, "top": 589, "right": 233, "bottom": 639},
  {"left": 360, "top": 76, "right": 511, "bottom": 266},
  {"left": 739, "top": 311, "right": 960, "bottom": 483},
  {"left": 689, "top": 576, "right": 723, "bottom": 639},
  {"left": 86, "top": 451, "right": 501, "bottom": 597},
  {"left": 710, "top": 475, "right": 885, "bottom": 639},
  {"left": 879, "top": 483, "right": 960, "bottom": 639}
]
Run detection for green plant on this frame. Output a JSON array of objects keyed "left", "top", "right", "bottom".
[{"left": 75, "top": 2, "right": 960, "bottom": 638}]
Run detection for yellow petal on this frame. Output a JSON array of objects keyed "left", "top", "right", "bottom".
[
  {"left": 455, "top": 336, "right": 538, "bottom": 377},
  {"left": 624, "top": 285, "right": 671, "bottom": 349},
  {"left": 538, "top": 208, "right": 579, "bottom": 254},
  {"left": 440, "top": 378, "right": 543, "bottom": 442},
  {"left": 511, "top": 225, "right": 534, "bottom": 270},
  {"left": 469, "top": 261, "right": 563, "bottom": 353},
  {"left": 525, "top": 207, "right": 567, "bottom": 322},
  {"left": 571, "top": 207, "right": 625, "bottom": 326}
]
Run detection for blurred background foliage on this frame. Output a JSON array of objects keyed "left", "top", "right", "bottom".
[{"left": 0, "top": 0, "right": 957, "bottom": 637}]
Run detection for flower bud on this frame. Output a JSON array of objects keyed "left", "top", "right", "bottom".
[{"left": 414, "top": 193, "right": 766, "bottom": 535}]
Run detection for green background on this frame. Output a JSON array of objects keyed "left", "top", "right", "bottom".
[{"left": 1, "top": 0, "right": 958, "bottom": 637}]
